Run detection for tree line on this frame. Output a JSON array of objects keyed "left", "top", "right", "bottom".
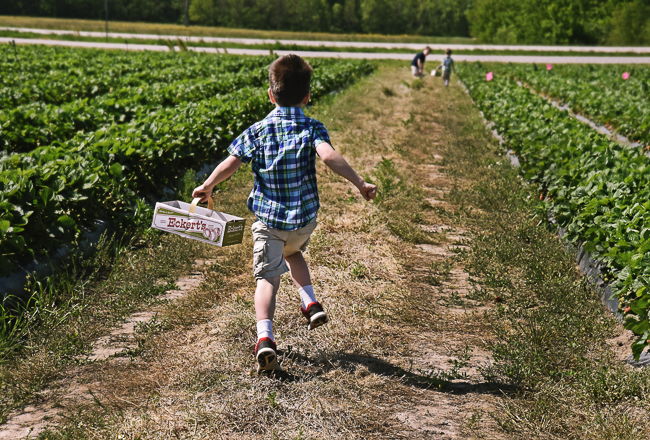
[
  {"left": 469, "top": 0, "right": 650, "bottom": 45},
  {"left": 1, "top": 0, "right": 649, "bottom": 45},
  {"left": 2, "top": 0, "right": 186, "bottom": 25}
]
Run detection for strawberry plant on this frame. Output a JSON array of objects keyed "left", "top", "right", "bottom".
[
  {"left": 459, "top": 62, "right": 650, "bottom": 360},
  {"left": 0, "top": 45, "right": 375, "bottom": 278},
  {"left": 492, "top": 63, "right": 650, "bottom": 145}
]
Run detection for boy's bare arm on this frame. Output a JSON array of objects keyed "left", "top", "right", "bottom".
[
  {"left": 192, "top": 155, "right": 243, "bottom": 202},
  {"left": 316, "top": 143, "right": 377, "bottom": 201}
]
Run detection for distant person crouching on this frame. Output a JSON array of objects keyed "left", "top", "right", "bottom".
[
  {"left": 435, "top": 49, "right": 455, "bottom": 87},
  {"left": 411, "top": 46, "right": 431, "bottom": 78}
]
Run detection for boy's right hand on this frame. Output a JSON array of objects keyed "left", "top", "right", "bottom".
[
  {"left": 192, "top": 185, "right": 212, "bottom": 203},
  {"left": 359, "top": 182, "right": 377, "bottom": 201}
]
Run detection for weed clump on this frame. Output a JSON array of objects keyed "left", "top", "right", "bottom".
[
  {"left": 381, "top": 85, "right": 395, "bottom": 97},
  {"left": 367, "top": 158, "right": 437, "bottom": 244}
]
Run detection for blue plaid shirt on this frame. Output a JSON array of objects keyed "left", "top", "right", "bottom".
[{"left": 227, "top": 106, "right": 331, "bottom": 231}]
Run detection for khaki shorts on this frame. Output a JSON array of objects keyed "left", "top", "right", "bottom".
[
  {"left": 251, "top": 218, "right": 318, "bottom": 280},
  {"left": 411, "top": 65, "right": 420, "bottom": 76}
]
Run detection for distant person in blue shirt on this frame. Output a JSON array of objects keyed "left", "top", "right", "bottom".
[
  {"left": 435, "top": 49, "right": 455, "bottom": 87},
  {"left": 411, "top": 46, "right": 431, "bottom": 78}
]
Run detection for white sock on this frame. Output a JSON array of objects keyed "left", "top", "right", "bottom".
[
  {"left": 257, "top": 319, "right": 274, "bottom": 341},
  {"left": 298, "top": 285, "right": 317, "bottom": 309}
]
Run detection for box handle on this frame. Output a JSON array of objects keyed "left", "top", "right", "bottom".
[{"left": 190, "top": 197, "right": 214, "bottom": 213}]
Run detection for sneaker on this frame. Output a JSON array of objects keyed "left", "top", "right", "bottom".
[
  {"left": 301, "top": 301, "right": 328, "bottom": 330},
  {"left": 255, "top": 337, "right": 280, "bottom": 373}
]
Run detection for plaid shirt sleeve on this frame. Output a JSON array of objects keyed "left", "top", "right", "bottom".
[
  {"left": 227, "top": 129, "right": 256, "bottom": 164},
  {"left": 311, "top": 120, "right": 332, "bottom": 149}
]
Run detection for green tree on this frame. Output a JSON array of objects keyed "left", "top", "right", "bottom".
[
  {"left": 332, "top": 3, "right": 343, "bottom": 30},
  {"left": 342, "top": 0, "right": 360, "bottom": 32},
  {"left": 360, "top": 0, "right": 399, "bottom": 34},
  {"left": 409, "top": 0, "right": 472, "bottom": 37},
  {"left": 607, "top": 0, "right": 650, "bottom": 45},
  {"left": 468, "top": 0, "right": 619, "bottom": 45},
  {"left": 190, "top": 0, "right": 216, "bottom": 24}
]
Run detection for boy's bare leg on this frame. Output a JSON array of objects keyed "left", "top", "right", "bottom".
[
  {"left": 255, "top": 276, "right": 281, "bottom": 321},
  {"left": 254, "top": 276, "right": 281, "bottom": 373},
  {"left": 284, "top": 252, "right": 311, "bottom": 289},
  {"left": 285, "top": 252, "right": 328, "bottom": 329}
]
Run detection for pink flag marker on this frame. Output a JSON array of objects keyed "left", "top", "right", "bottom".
[
  {"left": 486, "top": 71, "right": 493, "bottom": 81},
  {"left": 547, "top": 64, "right": 553, "bottom": 71},
  {"left": 623, "top": 72, "right": 630, "bottom": 80}
]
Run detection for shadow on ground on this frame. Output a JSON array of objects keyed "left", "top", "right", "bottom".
[{"left": 275, "top": 347, "right": 513, "bottom": 395}]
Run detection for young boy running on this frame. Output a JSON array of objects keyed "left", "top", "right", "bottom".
[
  {"left": 192, "top": 54, "right": 377, "bottom": 373},
  {"left": 435, "top": 49, "right": 455, "bottom": 87}
]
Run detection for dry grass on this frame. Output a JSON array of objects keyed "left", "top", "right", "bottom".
[{"left": 0, "top": 15, "right": 475, "bottom": 44}]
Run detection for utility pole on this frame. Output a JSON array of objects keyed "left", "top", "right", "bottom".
[
  {"left": 105, "top": 0, "right": 109, "bottom": 43},
  {"left": 184, "top": 0, "right": 189, "bottom": 27}
]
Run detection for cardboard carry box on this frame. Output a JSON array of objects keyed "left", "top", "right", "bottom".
[{"left": 151, "top": 198, "right": 245, "bottom": 247}]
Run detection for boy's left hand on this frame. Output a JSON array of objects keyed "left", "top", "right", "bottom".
[{"left": 192, "top": 185, "right": 212, "bottom": 203}]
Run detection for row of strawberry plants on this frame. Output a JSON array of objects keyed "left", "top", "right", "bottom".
[
  {"left": 0, "top": 45, "right": 360, "bottom": 110},
  {"left": 0, "top": 44, "right": 273, "bottom": 82},
  {"left": 1, "top": 55, "right": 376, "bottom": 277},
  {"left": 0, "top": 48, "right": 367, "bottom": 154},
  {"left": 497, "top": 64, "right": 650, "bottom": 145},
  {"left": 1, "top": 88, "right": 266, "bottom": 275},
  {"left": 458, "top": 63, "right": 650, "bottom": 359},
  {"left": 0, "top": 44, "right": 342, "bottom": 77},
  {"left": 1, "top": 68, "right": 270, "bottom": 153},
  {"left": 1, "top": 46, "right": 275, "bottom": 108}
]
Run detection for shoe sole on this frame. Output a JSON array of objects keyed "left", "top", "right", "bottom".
[
  {"left": 308, "top": 311, "right": 328, "bottom": 330},
  {"left": 256, "top": 347, "right": 280, "bottom": 374}
]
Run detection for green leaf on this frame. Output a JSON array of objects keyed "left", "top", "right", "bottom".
[
  {"left": 109, "top": 163, "right": 123, "bottom": 178},
  {"left": 632, "top": 337, "right": 648, "bottom": 361},
  {"left": 57, "top": 215, "right": 76, "bottom": 228},
  {"left": 39, "top": 187, "right": 54, "bottom": 205}
]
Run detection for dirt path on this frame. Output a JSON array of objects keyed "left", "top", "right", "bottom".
[
  {"left": 0, "top": 259, "right": 214, "bottom": 439},
  {"left": 1, "top": 66, "right": 512, "bottom": 439},
  {"left": 4, "top": 35, "right": 650, "bottom": 64}
]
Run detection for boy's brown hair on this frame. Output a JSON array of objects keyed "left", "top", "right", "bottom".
[
  {"left": 269, "top": 54, "right": 313, "bottom": 107},
  {"left": 445, "top": 48, "right": 452, "bottom": 55}
]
